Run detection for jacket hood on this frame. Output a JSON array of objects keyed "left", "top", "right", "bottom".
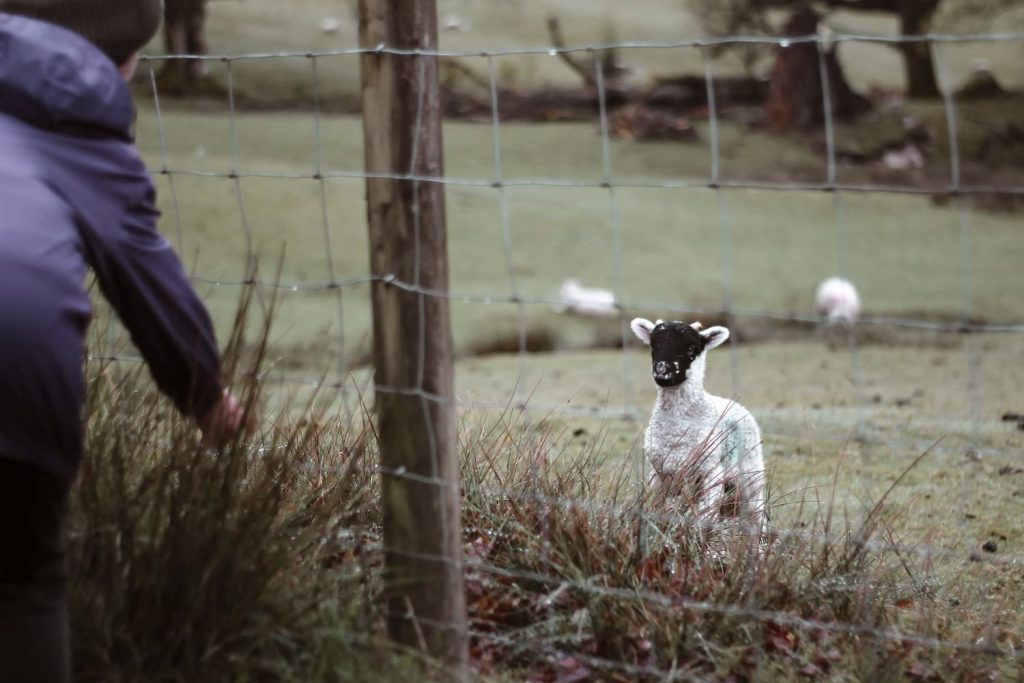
[{"left": 0, "top": 12, "right": 133, "bottom": 139}]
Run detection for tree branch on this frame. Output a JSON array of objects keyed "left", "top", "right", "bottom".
[
  {"left": 820, "top": 0, "right": 898, "bottom": 12},
  {"left": 545, "top": 15, "right": 597, "bottom": 89}
]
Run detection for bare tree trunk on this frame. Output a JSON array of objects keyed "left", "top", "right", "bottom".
[
  {"left": 765, "top": 6, "right": 869, "bottom": 131},
  {"left": 896, "top": 0, "right": 941, "bottom": 99},
  {"left": 162, "top": 0, "right": 209, "bottom": 86},
  {"left": 358, "top": 0, "right": 468, "bottom": 680}
]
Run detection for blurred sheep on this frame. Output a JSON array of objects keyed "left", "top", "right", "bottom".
[
  {"left": 555, "top": 279, "right": 618, "bottom": 317},
  {"left": 815, "top": 277, "right": 860, "bottom": 325},
  {"left": 320, "top": 17, "right": 340, "bottom": 35}
]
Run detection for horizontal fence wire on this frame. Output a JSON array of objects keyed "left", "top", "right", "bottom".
[
  {"left": 137, "top": 30, "right": 1024, "bottom": 63},
  {"left": 148, "top": 167, "right": 1024, "bottom": 196}
]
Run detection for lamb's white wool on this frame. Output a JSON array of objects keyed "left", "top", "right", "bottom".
[
  {"left": 815, "top": 277, "right": 861, "bottom": 324},
  {"left": 556, "top": 279, "right": 618, "bottom": 317},
  {"left": 631, "top": 318, "right": 766, "bottom": 527}
]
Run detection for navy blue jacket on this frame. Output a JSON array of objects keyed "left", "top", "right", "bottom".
[{"left": 0, "top": 14, "right": 222, "bottom": 480}]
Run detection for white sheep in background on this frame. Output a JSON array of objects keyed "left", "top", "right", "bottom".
[
  {"left": 442, "top": 13, "right": 471, "bottom": 32},
  {"left": 320, "top": 17, "right": 340, "bottom": 35},
  {"left": 631, "top": 318, "right": 766, "bottom": 528},
  {"left": 815, "top": 277, "right": 860, "bottom": 325},
  {"left": 556, "top": 279, "right": 618, "bottom": 317}
]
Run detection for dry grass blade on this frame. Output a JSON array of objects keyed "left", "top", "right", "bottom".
[
  {"left": 67, "top": 276, "right": 413, "bottom": 683},
  {"left": 459, "top": 416, "right": 1009, "bottom": 681}
]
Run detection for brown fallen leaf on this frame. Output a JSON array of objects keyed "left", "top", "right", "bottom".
[
  {"left": 769, "top": 634, "right": 796, "bottom": 653},
  {"left": 555, "top": 656, "right": 592, "bottom": 683},
  {"left": 906, "top": 661, "right": 930, "bottom": 678},
  {"left": 799, "top": 662, "right": 822, "bottom": 677}
]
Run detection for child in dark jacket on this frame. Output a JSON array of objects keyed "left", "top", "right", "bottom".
[{"left": 0, "top": 3, "right": 242, "bottom": 680}]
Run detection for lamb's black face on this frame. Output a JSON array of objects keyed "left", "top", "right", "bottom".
[{"left": 649, "top": 322, "right": 705, "bottom": 387}]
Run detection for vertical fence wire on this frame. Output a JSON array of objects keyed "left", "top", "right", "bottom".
[
  {"left": 701, "top": 46, "right": 741, "bottom": 399},
  {"left": 310, "top": 54, "right": 348, "bottom": 379},
  {"left": 223, "top": 59, "right": 258, "bottom": 299},
  {"left": 146, "top": 60, "right": 186, "bottom": 254},
  {"left": 815, "top": 41, "right": 869, "bottom": 520},
  {"left": 596, "top": 54, "right": 632, "bottom": 417},
  {"left": 702, "top": 49, "right": 760, "bottom": 680},
  {"left": 931, "top": 39, "right": 984, "bottom": 560},
  {"left": 486, "top": 55, "right": 528, "bottom": 408}
]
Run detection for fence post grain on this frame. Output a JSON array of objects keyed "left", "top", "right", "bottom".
[{"left": 357, "top": 0, "right": 467, "bottom": 678}]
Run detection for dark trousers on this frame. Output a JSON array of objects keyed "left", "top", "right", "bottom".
[{"left": 0, "top": 459, "right": 71, "bottom": 683}]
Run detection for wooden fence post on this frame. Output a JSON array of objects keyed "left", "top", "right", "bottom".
[{"left": 357, "top": 0, "right": 468, "bottom": 679}]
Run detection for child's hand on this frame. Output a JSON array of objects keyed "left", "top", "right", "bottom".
[{"left": 200, "top": 390, "right": 244, "bottom": 445}]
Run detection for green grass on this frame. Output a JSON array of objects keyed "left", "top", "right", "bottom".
[
  {"left": 72, "top": 330, "right": 1023, "bottom": 680},
  {"left": 114, "top": 112, "right": 1024, "bottom": 668},
  {"left": 84, "top": 123, "right": 1024, "bottom": 682},
  {"left": 132, "top": 103, "right": 1024, "bottom": 380},
  {"left": 452, "top": 337, "right": 1024, "bottom": 535}
]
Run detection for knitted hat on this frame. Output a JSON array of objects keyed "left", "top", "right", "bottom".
[{"left": 0, "top": 0, "right": 163, "bottom": 64}]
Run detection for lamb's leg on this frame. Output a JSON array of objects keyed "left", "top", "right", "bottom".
[
  {"left": 736, "top": 474, "right": 767, "bottom": 536},
  {"left": 697, "top": 477, "right": 726, "bottom": 522},
  {"left": 718, "top": 480, "right": 741, "bottom": 517}
]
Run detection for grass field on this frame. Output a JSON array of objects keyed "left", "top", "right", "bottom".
[
  {"left": 133, "top": 104, "right": 1024, "bottom": 364},
  {"left": 71, "top": 339, "right": 1024, "bottom": 680},
  {"left": 115, "top": 96, "right": 1024, "bottom": 673},
  {"left": 75, "top": 2, "right": 1024, "bottom": 678}
]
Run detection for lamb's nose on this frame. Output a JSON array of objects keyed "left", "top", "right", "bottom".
[{"left": 655, "top": 361, "right": 669, "bottom": 374}]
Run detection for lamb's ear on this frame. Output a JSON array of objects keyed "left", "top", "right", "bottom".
[
  {"left": 630, "top": 318, "right": 656, "bottom": 345},
  {"left": 699, "top": 325, "right": 730, "bottom": 350}
]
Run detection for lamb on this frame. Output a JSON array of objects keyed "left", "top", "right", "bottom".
[
  {"left": 631, "top": 318, "right": 766, "bottom": 528},
  {"left": 555, "top": 279, "right": 618, "bottom": 317},
  {"left": 815, "top": 277, "right": 860, "bottom": 325}
]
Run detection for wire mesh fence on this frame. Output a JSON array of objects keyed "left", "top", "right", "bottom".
[{"left": 106, "top": 22, "right": 1024, "bottom": 678}]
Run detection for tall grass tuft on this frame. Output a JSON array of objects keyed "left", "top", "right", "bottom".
[
  {"left": 458, "top": 413, "right": 1008, "bottom": 681},
  {"left": 66, "top": 283, "right": 409, "bottom": 682}
]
